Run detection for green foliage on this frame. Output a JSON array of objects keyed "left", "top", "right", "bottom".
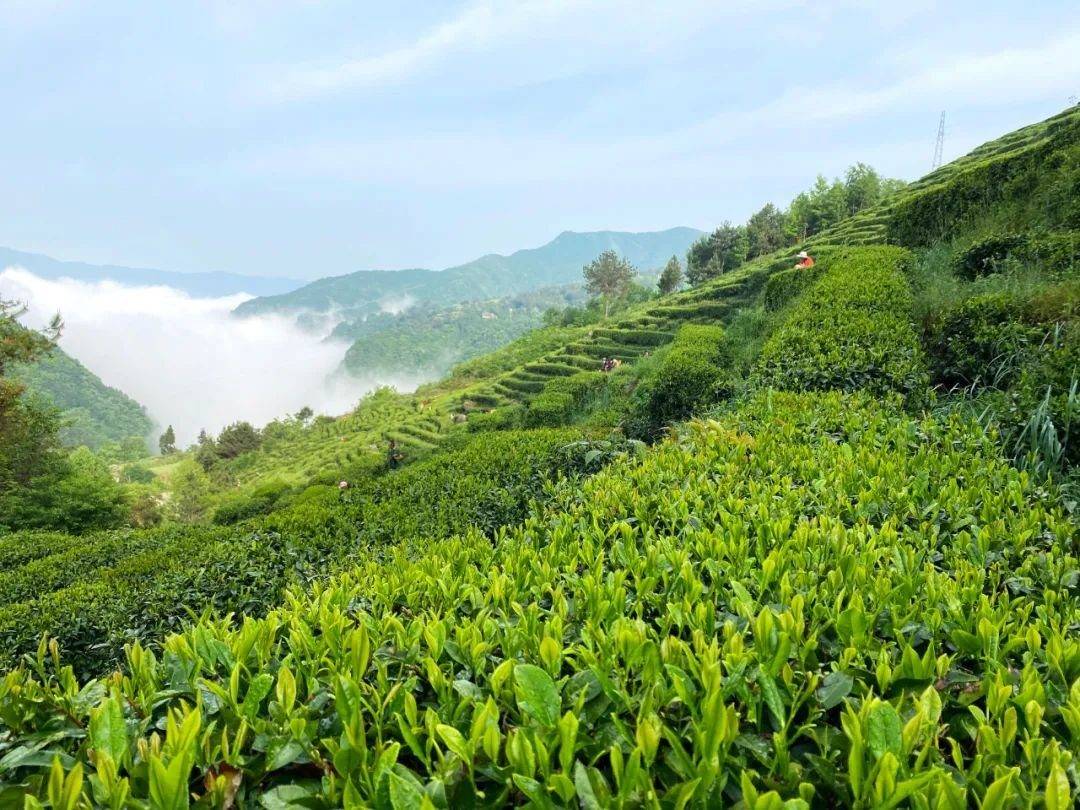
[
  {"left": 11, "top": 346, "right": 153, "bottom": 450},
  {"left": 157, "top": 425, "right": 176, "bottom": 455},
  {"left": 0, "top": 302, "right": 132, "bottom": 534},
  {"left": 0, "top": 428, "right": 602, "bottom": 673},
  {"left": 787, "top": 165, "right": 905, "bottom": 242},
  {"left": 466, "top": 404, "right": 525, "bottom": 432},
  {"left": 746, "top": 202, "right": 787, "bottom": 258},
  {"left": 953, "top": 232, "right": 1030, "bottom": 280},
  {"left": 95, "top": 436, "right": 151, "bottom": 464},
  {"left": 924, "top": 292, "right": 1035, "bottom": 389},
  {"left": 631, "top": 324, "right": 731, "bottom": 438},
  {"left": 953, "top": 229, "right": 1080, "bottom": 280},
  {"left": 212, "top": 478, "right": 292, "bottom": 525},
  {"left": 687, "top": 164, "right": 905, "bottom": 287},
  {"left": 2, "top": 392, "right": 1075, "bottom": 807},
  {"left": 167, "top": 459, "right": 213, "bottom": 524},
  {"left": 583, "top": 249, "right": 636, "bottom": 317},
  {"left": 214, "top": 421, "right": 261, "bottom": 460},
  {"left": 925, "top": 278, "right": 1080, "bottom": 472},
  {"left": 887, "top": 113, "right": 1080, "bottom": 247},
  {"left": 340, "top": 286, "right": 588, "bottom": 378},
  {"left": 657, "top": 255, "right": 683, "bottom": 294},
  {"left": 762, "top": 266, "right": 821, "bottom": 312},
  {"left": 446, "top": 325, "right": 587, "bottom": 385},
  {"left": 0, "top": 447, "right": 128, "bottom": 535},
  {"left": 755, "top": 246, "right": 928, "bottom": 403},
  {"left": 525, "top": 372, "right": 605, "bottom": 427},
  {"left": 686, "top": 221, "right": 748, "bottom": 285}
]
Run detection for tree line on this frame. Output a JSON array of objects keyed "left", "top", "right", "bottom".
[{"left": 561, "top": 162, "right": 905, "bottom": 322}]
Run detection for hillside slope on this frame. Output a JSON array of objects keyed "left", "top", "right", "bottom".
[
  {"left": 233, "top": 227, "right": 701, "bottom": 323},
  {"left": 2, "top": 109, "right": 1080, "bottom": 807},
  {"left": 12, "top": 345, "right": 154, "bottom": 449},
  {"left": 3, "top": 248, "right": 1076, "bottom": 807},
  {"left": 337, "top": 284, "right": 588, "bottom": 378}
]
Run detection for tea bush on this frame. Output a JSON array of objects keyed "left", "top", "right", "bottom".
[
  {"left": 632, "top": 324, "right": 731, "bottom": 438},
  {"left": 0, "top": 429, "right": 600, "bottom": 674},
  {"left": 525, "top": 372, "right": 606, "bottom": 428},
  {"left": 952, "top": 230, "right": 1080, "bottom": 281},
  {"left": 755, "top": 246, "right": 929, "bottom": 403},
  {"left": 888, "top": 115, "right": 1080, "bottom": 246},
  {"left": 762, "top": 267, "right": 819, "bottom": 312},
  {"left": 952, "top": 233, "right": 1030, "bottom": 280},
  {"left": 2, "top": 392, "right": 1075, "bottom": 807},
  {"left": 923, "top": 292, "right": 1036, "bottom": 389},
  {"left": 466, "top": 404, "right": 524, "bottom": 433}
]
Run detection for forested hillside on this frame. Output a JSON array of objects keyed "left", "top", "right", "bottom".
[
  {"left": 233, "top": 227, "right": 701, "bottom": 324},
  {"left": 1, "top": 107, "right": 1079, "bottom": 808},
  {"left": 336, "top": 285, "right": 588, "bottom": 378},
  {"left": 12, "top": 346, "right": 153, "bottom": 449}
]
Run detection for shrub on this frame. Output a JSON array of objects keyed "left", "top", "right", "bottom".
[
  {"left": 467, "top": 404, "right": 525, "bottom": 432},
  {"left": 0, "top": 428, "right": 594, "bottom": 673},
  {"left": 952, "top": 232, "right": 1029, "bottom": 280},
  {"left": 2, "top": 392, "right": 1075, "bottom": 807},
  {"left": 754, "top": 246, "right": 928, "bottom": 403},
  {"left": 525, "top": 372, "right": 605, "bottom": 427},
  {"left": 953, "top": 230, "right": 1080, "bottom": 282},
  {"left": 887, "top": 124, "right": 1080, "bottom": 246},
  {"left": 630, "top": 324, "right": 731, "bottom": 438},
  {"left": 590, "top": 328, "right": 671, "bottom": 346},
  {"left": 212, "top": 478, "right": 293, "bottom": 525},
  {"left": 924, "top": 292, "right": 1036, "bottom": 389},
  {"left": 762, "top": 267, "right": 820, "bottom": 311}
]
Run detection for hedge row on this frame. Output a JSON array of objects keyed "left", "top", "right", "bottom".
[
  {"left": 2, "top": 392, "right": 1075, "bottom": 806},
  {"left": 525, "top": 372, "right": 606, "bottom": 428},
  {"left": 589, "top": 328, "right": 672, "bottom": 346},
  {"left": 952, "top": 229, "right": 1080, "bottom": 280},
  {"left": 635, "top": 323, "right": 731, "bottom": 438},
  {"left": 887, "top": 115, "right": 1080, "bottom": 246},
  {"left": 0, "top": 429, "right": 600, "bottom": 674},
  {"left": 761, "top": 267, "right": 821, "bottom": 312},
  {"left": 754, "top": 246, "right": 928, "bottom": 403}
]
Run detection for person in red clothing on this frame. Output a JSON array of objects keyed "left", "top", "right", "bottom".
[{"left": 794, "top": 250, "right": 815, "bottom": 270}]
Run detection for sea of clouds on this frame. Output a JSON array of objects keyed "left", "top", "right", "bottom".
[{"left": 0, "top": 266, "right": 423, "bottom": 446}]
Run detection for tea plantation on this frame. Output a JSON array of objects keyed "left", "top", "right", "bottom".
[{"left": 1, "top": 108, "right": 1079, "bottom": 807}]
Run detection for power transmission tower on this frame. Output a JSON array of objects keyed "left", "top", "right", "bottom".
[{"left": 931, "top": 111, "right": 945, "bottom": 170}]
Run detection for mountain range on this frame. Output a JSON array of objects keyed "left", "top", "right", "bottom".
[
  {"left": 233, "top": 227, "right": 703, "bottom": 324},
  {"left": 0, "top": 246, "right": 302, "bottom": 298}
]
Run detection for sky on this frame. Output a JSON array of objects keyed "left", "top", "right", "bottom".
[{"left": 1, "top": 1, "right": 1078, "bottom": 280}]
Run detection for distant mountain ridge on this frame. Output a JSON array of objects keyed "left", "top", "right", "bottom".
[
  {"left": 233, "top": 227, "right": 703, "bottom": 322},
  {"left": 0, "top": 246, "right": 302, "bottom": 298}
]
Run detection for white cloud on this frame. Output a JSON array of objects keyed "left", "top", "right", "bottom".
[
  {"left": 379, "top": 293, "right": 414, "bottom": 315},
  {"left": 241, "top": 27, "right": 1080, "bottom": 188},
  {"left": 264, "top": 0, "right": 804, "bottom": 102},
  {"left": 0, "top": 267, "right": 423, "bottom": 445}
]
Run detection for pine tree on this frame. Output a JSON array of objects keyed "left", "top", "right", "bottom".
[
  {"left": 657, "top": 256, "right": 683, "bottom": 295},
  {"left": 158, "top": 425, "right": 176, "bottom": 455}
]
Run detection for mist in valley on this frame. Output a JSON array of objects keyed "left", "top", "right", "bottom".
[{"left": 0, "top": 266, "right": 426, "bottom": 446}]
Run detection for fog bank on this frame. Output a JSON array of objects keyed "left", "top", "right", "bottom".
[{"left": 1, "top": 267, "right": 422, "bottom": 445}]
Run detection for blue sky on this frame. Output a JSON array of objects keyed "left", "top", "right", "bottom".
[{"left": 1, "top": 1, "right": 1077, "bottom": 279}]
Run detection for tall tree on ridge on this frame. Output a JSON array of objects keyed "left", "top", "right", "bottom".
[
  {"left": 657, "top": 256, "right": 684, "bottom": 295},
  {"left": 583, "top": 250, "right": 635, "bottom": 318}
]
